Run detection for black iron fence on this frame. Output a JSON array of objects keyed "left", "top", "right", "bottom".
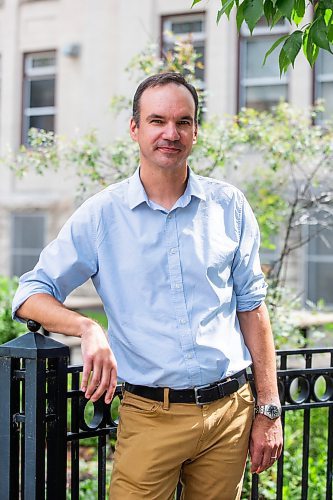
[{"left": 0, "top": 324, "right": 332, "bottom": 499}]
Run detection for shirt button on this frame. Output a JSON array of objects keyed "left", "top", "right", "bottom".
[
  {"left": 179, "top": 319, "right": 187, "bottom": 325},
  {"left": 186, "top": 353, "right": 193, "bottom": 360},
  {"left": 167, "top": 214, "right": 173, "bottom": 219},
  {"left": 169, "top": 247, "right": 177, "bottom": 255},
  {"left": 175, "top": 283, "right": 182, "bottom": 289}
]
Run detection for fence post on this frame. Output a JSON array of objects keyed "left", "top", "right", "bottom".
[{"left": 0, "top": 321, "right": 70, "bottom": 500}]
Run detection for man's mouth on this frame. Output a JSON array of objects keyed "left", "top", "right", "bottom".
[
  {"left": 157, "top": 146, "right": 181, "bottom": 153},
  {"left": 156, "top": 143, "right": 183, "bottom": 154}
]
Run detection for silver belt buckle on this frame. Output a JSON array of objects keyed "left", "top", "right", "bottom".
[{"left": 194, "top": 383, "right": 211, "bottom": 406}]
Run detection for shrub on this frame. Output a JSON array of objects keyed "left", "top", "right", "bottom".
[{"left": 0, "top": 276, "right": 26, "bottom": 345}]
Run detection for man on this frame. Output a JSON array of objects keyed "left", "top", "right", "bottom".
[{"left": 13, "top": 72, "right": 283, "bottom": 499}]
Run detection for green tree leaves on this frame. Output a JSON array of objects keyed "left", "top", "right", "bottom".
[
  {"left": 192, "top": 0, "right": 333, "bottom": 71},
  {"left": 243, "top": 0, "right": 264, "bottom": 32},
  {"left": 263, "top": 35, "right": 289, "bottom": 65},
  {"left": 292, "top": 0, "right": 305, "bottom": 24},
  {"left": 217, "top": 0, "right": 235, "bottom": 22},
  {"left": 279, "top": 30, "right": 303, "bottom": 73},
  {"left": 276, "top": 0, "right": 294, "bottom": 20},
  {"left": 312, "top": 16, "right": 332, "bottom": 51}
]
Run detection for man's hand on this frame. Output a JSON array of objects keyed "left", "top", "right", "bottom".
[
  {"left": 80, "top": 323, "right": 118, "bottom": 404},
  {"left": 237, "top": 304, "right": 283, "bottom": 473},
  {"left": 249, "top": 415, "right": 283, "bottom": 474},
  {"left": 16, "top": 294, "right": 118, "bottom": 405}
]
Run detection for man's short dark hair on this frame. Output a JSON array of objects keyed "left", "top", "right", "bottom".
[{"left": 132, "top": 72, "right": 199, "bottom": 126}]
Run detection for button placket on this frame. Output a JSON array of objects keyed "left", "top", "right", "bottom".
[{"left": 165, "top": 211, "right": 201, "bottom": 385}]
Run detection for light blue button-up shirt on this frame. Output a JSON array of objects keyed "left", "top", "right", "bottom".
[{"left": 13, "top": 167, "right": 267, "bottom": 388}]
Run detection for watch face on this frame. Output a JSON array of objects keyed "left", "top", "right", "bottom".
[{"left": 267, "top": 405, "right": 281, "bottom": 419}]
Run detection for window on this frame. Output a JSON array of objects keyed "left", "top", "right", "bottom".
[
  {"left": 22, "top": 51, "right": 56, "bottom": 144},
  {"left": 11, "top": 213, "right": 46, "bottom": 277},
  {"left": 161, "top": 13, "right": 205, "bottom": 82},
  {"left": 305, "top": 224, "right": 333, "bottom": 306},
  {"left": 239, "top": 19, "right": 289, "bottom": 110},
  {"left": 314, "top": 50, "right": 333, "bottom": 122}
]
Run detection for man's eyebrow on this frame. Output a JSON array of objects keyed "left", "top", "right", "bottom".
[
  {"left": 146, "top": 114, "right": 164, "bottom": 121},
  {"left": 146, "top": 114, "right": 194, "bottom": 122},
  {"left": 179, "top": 115, "right": 194, "bottom": 122}
]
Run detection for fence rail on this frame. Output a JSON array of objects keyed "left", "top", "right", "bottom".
[{"left": 0, "top": 325, "right": 332, "bottom": 499}]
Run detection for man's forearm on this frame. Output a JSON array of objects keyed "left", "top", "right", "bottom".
[
  {"left": 17, "top": 293, "right": 117, "bottom": 405},
  {"left": 16, "top": 293, "right": 96, "bottom": 338},
  {"left": 237, "top": 302, "right": 280, "bottom": 405},
  {"left": 238, "top": 302, "right": 283, "bottom": 474}
]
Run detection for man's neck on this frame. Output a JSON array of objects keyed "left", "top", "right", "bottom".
[{"left": 139, "top": 163, "right": 188, "bottom": 211}]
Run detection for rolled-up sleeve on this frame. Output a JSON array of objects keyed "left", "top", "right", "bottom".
[
  {"left": 12, "top": 201, "right": 98, "bottom": 321},
  {"left": 232, "top": 194, "right": 267, "bottom": 312}
]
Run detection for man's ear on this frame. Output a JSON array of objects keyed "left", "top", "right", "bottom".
[
  {"left": 193, "top": 123, "right": 198, "bottom": 145},
  {"left": 129, "top": 117, "right": 139, "bottom": 142}
]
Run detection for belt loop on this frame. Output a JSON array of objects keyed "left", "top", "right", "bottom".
[{"left": 163, "top": 388, "right": 170, "bottom": 410}]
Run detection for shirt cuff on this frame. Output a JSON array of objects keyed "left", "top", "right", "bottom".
[{"left": 236, "top": 282, "right": 268, "bottom": 312}]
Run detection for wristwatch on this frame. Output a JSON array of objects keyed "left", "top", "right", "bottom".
[{"left": 255, "top": 404, "right": 282, "bottom": 420}]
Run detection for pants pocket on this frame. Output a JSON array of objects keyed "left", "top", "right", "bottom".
[
  {"left": 120, "top": 391, "right": 161, "bottom": 414},
  {"left": 235, "top": 382, "right": 255, "bottom": 407}
]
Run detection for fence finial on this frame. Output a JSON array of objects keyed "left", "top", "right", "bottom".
[{"left": 27, "top": 319, "right": 41, "bottom": 332}]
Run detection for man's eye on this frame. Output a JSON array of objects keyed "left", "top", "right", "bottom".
[
  {"left": 178, "top": 121, "right": 191, "bottom": 125},
  {"left": 151, "top": 119, "right": 163, "bottom": 124}
]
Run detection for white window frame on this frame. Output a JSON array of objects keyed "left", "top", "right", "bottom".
[
  {"left": 239, "top": 21, "right": 289, "bottom": 110},
  {"left": 162, "top": 13, "right": 206, "bottom": 46},
  {"left": 22, "top": 51, "right": 56, "bottom": 144}
]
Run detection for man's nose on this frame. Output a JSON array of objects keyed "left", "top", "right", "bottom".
[{"left": 162, "top": 122, "right": 180, "bottom": 141}]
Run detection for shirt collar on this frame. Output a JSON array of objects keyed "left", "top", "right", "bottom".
[
  {"left": 127, "top": 166, "right": 206, "bottom": 210},
  {"left": 183, "top": 167, "right": 206, "bottom": 204},
  {"left": 127, "top": 167, "right": 149, "bottom": 210}
]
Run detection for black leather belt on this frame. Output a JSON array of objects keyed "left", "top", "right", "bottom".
[{"left": 124, "top": 370, "right": 248, "bottom": 406}]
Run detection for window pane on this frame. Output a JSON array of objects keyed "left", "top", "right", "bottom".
[
  {"left": 308, "top": 261, "right": 333, "bottom": 305},
  {"left": 29, "top": 115, "right": 54, "bottom": 132},
  {"left": 12, "top": 215, "right": 45, "bottom": 249},
  {"left": 12, "top": 254, "right": 41, "bottom": 277},
  {"left": 31, "top": 54, "right": 56, "bottom": 69},
  {"left": 246, "top": 38, "right": 280, "bottom": 79},
  {"left": 23, "top": 52, "right": 56, "bottom": 144},
  {"left": 164, "top": 45, "right": 204, "bottom": 80},
  {"left": 194, "top": 44, "right": 205, "bottom": 81},
  {"left": 11, "top": 214, "right": 45, "bottom": 277},
  {"left": 246, "top": 84, "right": 288, "bottom": 110},
  {"left": 318, "top": 82, "right": 333, "bottom": 119},
  {"left": 317, "top": 50, "right": 333, "bottom": 76},
  {"left": 30, "top": 79, "right": 55, "bottom": 107},
  {"left": 308, "top": 226, "right": 333, "bottom": 257},
  {"left": 171, "top": 20, "right": 203, "bottom": 34},
  {"left": 162, "top": 43, "right": 205, "bottom": 81}
]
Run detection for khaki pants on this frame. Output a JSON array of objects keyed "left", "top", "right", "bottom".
[{"left": 110, "top": 382, "right": 254, "bottom": 500}]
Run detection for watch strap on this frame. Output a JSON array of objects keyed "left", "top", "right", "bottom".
[{"left": 255, "top": 404, "right": 282, "bottom": 419}]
